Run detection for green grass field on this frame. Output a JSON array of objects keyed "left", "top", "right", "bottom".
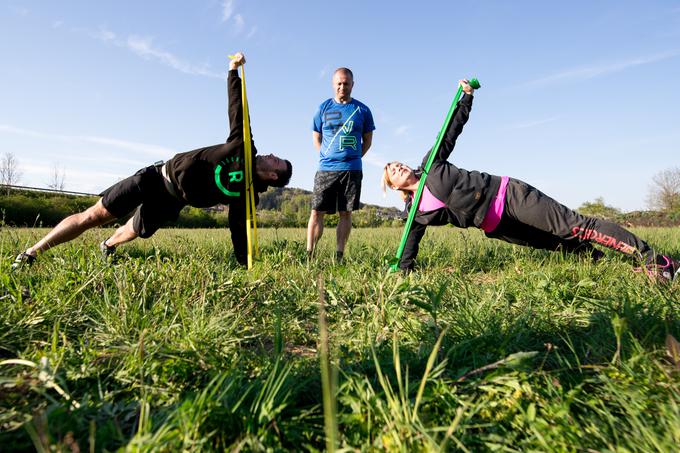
[{"left": 1, "top": 226, "right": 679, "bottom": 451}]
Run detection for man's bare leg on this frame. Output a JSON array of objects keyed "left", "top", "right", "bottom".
[
  {"left": 25, "top": 199, "right": 116, "bottom": 257},
  {"left": 103, "top": 216, "right": 138, "bottom": 248},
  {"left": 306, "top": 210, "right": 325, "bottom": 256},
  {"left": 336, "top": 211, "right": 352, "bottom": 261}
]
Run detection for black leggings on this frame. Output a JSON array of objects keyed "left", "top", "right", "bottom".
[{"left": 485, "top": 179, "right": 654, "bottom": 263}]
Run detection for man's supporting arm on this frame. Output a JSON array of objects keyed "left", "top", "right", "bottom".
[{"left": 228, "top": 199, "right": 248, "bottom": 265}]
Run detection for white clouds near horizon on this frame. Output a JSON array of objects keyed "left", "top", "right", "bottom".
[
  {"left": 524, "top": 49, "right": 680, "bottom": 86},
  {"left": 0, "top": 124, "right": 176, "bottom": 159}
]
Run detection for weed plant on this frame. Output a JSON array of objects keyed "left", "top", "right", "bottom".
[{"left": 1, "top": 226, "right": 679, "bottom": 451}]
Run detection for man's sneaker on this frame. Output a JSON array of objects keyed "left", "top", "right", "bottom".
[
  {"left": 100, "top": 240, "right": 116, "bottom": 260},
  {"left": 12, "top": 252, "right": 36, "bottom": 271}
]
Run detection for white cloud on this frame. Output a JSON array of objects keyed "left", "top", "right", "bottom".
[
  {"left": 525, "top": 50, "right": 680, "bottom": 86},
  {"left": 94, "top": 26, "right": 117, "bottom": 42},
  {"left": 219, "top": 2, "right": 256, "bottom": 38},
  {"left": 126, "top": 35, "right": 224, "bottom": 79},
  {"left": 10, "top": 6, "right": 29, "bottom": 16},
  {"left": 222, "top": 0, "right": 235, "bottom": 21},
  {"left": 81, "top": 26, "right": 223, "bottom": 79},
  {"left": 371, "top": 108, "right": 392, "bottom": 125},
  {"left": 394, "top": 125, "right": 411, "bottom": 136},
  {"left": 319, "top": 65, "right": 330, "bottom": 79},
  {"left": 0, "top": 124, "right": 45, "bottom": 138},
  {"left": 233, "top": 14, "right": 245, "bottom": 33},
  {"left": 20, "top": 161, "right": 131, "bottom": 194},
  {"left": 78, "top": 135, "right": 174, "bottom": 158},
  {"left": 362, "top": 151, "right": 388, "bottom": 169},
  {"left": 0, "top": 124, "right": 176, "bottom": 159},
  {"left": 504, "top": 116, "right": 560, "bottom": 130}
]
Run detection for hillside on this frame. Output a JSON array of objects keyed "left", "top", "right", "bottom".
[
  {"left": 258, "top": 186, "right": 403, "bottom": 226},
  {"left": 4, "top": 186, "right": 678, "bottom": 228},
  {"left": 0, "top": 186, "right": 403, "bottom": 228}
]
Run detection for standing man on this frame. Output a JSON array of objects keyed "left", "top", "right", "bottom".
[
  {"left": 13, "top": 52, "right": 292, "bottom": 269},
  {"left": 307, "top": 67, "right": 375, "bottom": 263}
]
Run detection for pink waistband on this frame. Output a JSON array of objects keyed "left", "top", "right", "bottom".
[{"left": 479, "top": 176, "right": 509, "bottom": 233}]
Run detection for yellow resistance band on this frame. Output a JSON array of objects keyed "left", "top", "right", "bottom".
[{"left": 229, "top": 55, "right": 259, "bottom": 269}]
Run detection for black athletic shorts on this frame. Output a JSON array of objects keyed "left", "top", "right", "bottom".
[
  {"left": 311, "top": 170, "right": 362, "bottom": 214},
  {"left": 100, "top": 165, "right": 186, "bottom": 238}
]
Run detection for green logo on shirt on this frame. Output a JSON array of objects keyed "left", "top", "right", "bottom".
[
  {"left": 214, "top": 157, "right": 243, "bottom": 197},
  {"left": 339, "top": 135, "right": 357, "bottom": 150}
]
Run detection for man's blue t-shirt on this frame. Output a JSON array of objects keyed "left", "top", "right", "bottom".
[{"left": 312, "top": 98, "right": 375, "bottom": 171}]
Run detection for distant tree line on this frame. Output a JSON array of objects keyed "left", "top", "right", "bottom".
[
  {"left": 646, "top": 166, "right": 680, "bottom": 213},
  {"left": 258, "top": 187, "right": 403, "bottom": 227},
  {"left": 0, "top": 187, "right": 404, "bottom": 229},
  {"left": 575, "top": 167, "right": 680, "bottom": 226},
  {"left": 5, "top": 185, "right": 679, "bottom": 230},
  {"left": 2, "top": 152, "right": 679, "bottom": 228},
  {"left": 577, "top": 196, "right": 680, "bottom": 227}
]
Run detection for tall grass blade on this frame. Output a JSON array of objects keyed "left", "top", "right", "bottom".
[
  {"left": 412, "top": 328, "right": 447, "bottom": 420},
  {"left": 318, "top": 276, "right": 338, "bottom": 452}
]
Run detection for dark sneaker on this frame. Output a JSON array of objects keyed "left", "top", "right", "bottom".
[
  {"left": 100, "top": 240, "right": 116, "bottom": 260},
  {"left": 658, "top": 256, "right": 679, "bottom": 282},
  {"left": 12, "top": 252, "right": 36, "bottom": 271},
  {"left": 305, "top": 249, "right": 314, "bottom": 265},
  {"left": 637, "top": 255, "right": 679, "bottom": 283},
  {"left": 590, "top": 249, "right": 605, "bottom": 264}
]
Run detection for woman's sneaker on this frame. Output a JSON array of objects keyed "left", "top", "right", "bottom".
[
  {"left": 11, "top": 252, "right": 36, "bottom": 271},
  {"left": 645, "top": 255, "right": 679, "bottom": 283},
  {"left": 634, "top": 255, "right": 679, "bottom": 283},
  {"left": 659, "top": 256, "right": 679, "bottom": 282}
]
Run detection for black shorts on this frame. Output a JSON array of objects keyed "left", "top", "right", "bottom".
[
  {"left": 311, "top": 170, "right": 362, "bottom": 214},
  {"left": 100, "top": 165, "right": 186, "bottom": 238}
]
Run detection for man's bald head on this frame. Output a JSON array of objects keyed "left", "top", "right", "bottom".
[{"left": 332, "top": 67, "right": 354, "bottom": 103}]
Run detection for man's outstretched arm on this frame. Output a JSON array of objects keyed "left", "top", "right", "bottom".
[{"left": 226, "top": 52, "right": 246, "bottom": 143}]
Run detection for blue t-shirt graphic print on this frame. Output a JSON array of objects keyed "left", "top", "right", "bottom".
[{"left": 312, "top": 98, "right": 375, "bottom": 171}]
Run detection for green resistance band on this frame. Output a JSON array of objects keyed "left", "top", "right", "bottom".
[{"left": 389, "top": 78, "right": 481, "bottom": 272}]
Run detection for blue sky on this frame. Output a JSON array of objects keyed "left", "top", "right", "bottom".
[{"left": 1, "top": 1, "right": 679, "bottom": 212}]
